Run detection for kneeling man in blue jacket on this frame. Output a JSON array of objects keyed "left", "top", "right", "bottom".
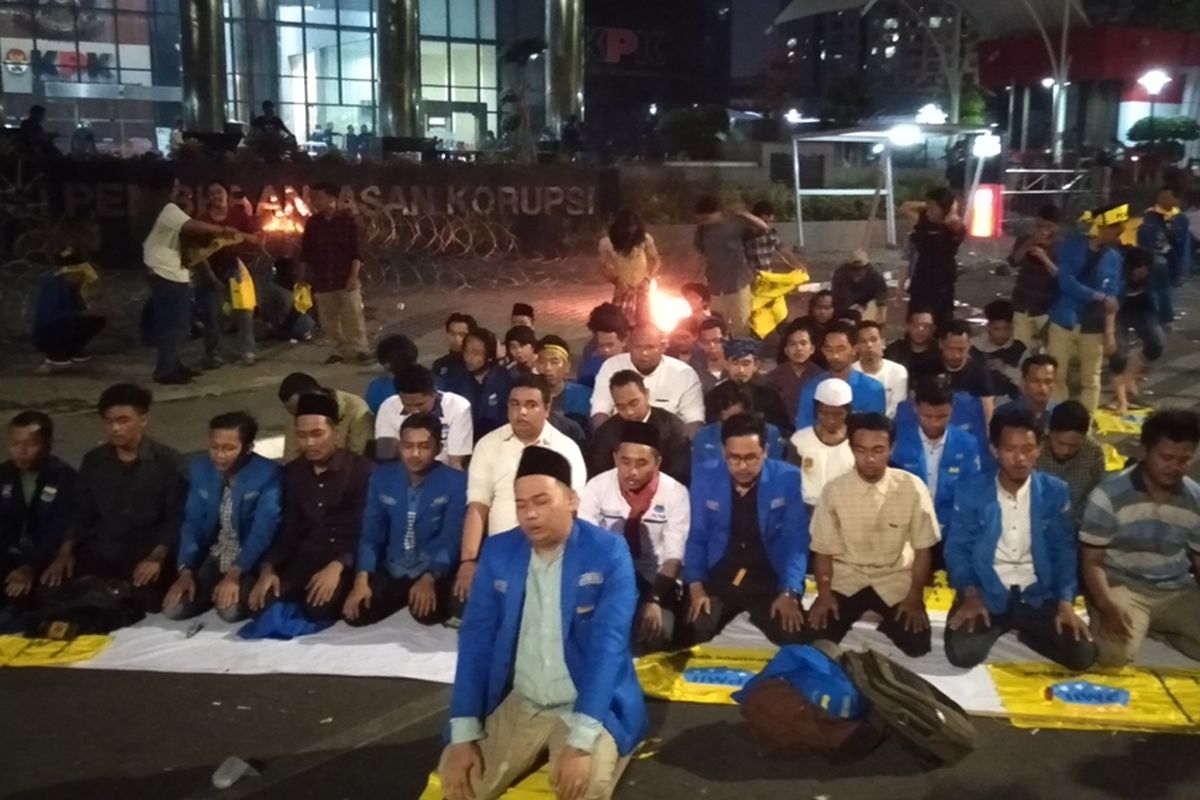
[
  {"left": 944, "top": 408, "right": 1096, "bottom": 671},
  {"left": 439, "top": 446, "right": 644, "bottom": 800}
]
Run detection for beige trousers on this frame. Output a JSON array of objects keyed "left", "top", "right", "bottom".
[
  {"left": 437, "top": 693, "right": 630, "bottom": 800},
  {"left": 1047, "top": 323, "right": 1106, "bottom": 414},
  {"left": 314, "top": 288, "right": 369, "bottom": 359},
  {"left": 1089, "top": 583, "right": 1200, "bottom": 667},
  {"left": 710, "top": 285, "right": 752, "bottom": 335},
  {"left": 1013, "top": 312, "right": 1049, "bottom": 351}
]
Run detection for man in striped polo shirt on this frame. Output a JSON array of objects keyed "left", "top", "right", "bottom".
[{"left": 1079, "top": 409, "right": 1200, "bottom": 667}]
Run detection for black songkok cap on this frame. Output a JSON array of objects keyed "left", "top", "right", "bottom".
[
  {"left": 515, "top": 446, "right": 572, "bottom": 486},
  {"left": 294, "top": 391, "right": 339, "bottom": 422},
  {"left": 619, "top": 420, "right": 661, "bottom": 452}
]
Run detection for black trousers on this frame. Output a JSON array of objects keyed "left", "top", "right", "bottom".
[
  {"left": 809, "top": 587, "right": 932, "bottom": 658},
  {"left": 344, "top": 571, "right": 452, "bottom": 627},
  {"left": 944, "top": 593, "right": 1097, "bottom": 671},
  {"left": 39, "top": 542, "right": 177, "bottom": 616},
  {"left": 680, "top": 562, "right": 808, "bottom": 647},
  {"left": 257, "top": 556, "right": 353, "bottom": 622},
  {"left": 161, "top": 554, "right": 255, "bottom": 623},
  {"left": 908, "top": 281, "right": 956, "bottom": 332},
  {"left": 34, "top": 314, "right": 106, "bottom": 361},
  {"left": 633, "top": 574, "right": 682, "bottom": 655}
]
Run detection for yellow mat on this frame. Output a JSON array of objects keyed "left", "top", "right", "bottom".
[
  {"left": 420, "top": 768, "right": 554, "bottom": 800},
  {"left": 0, "top": 634, "right": 113, "bottom": 667},
  {"left": 1102, "top": 442, "right": 1129, "bottom": 472},
  {"left": 1093, "top": 407, "right": 1150, "bottom": 437},
  {"left": 988, "top": 662, "right": 1200, "bottom": 734},
  {"left": 637, "top": 645, "right": 775, "bottom": 705}
]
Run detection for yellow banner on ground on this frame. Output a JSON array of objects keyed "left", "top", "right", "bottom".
[
  {"left": 637, "top": 646, "right": 775, "bottom": 705},
  {"left": 1093, "top": 407, "right": 1150, "bottom": 437},
  {"left": 420, "top": 768, "right": 554, "bottom": 799},
  {"left": 0, "top": 634, "right": 112, "bottom": 667},
  {"left": 988, "top": 662, "right": 1200, "bottom": 734},
  {"left": 750, "top": 269, "right": 810, "bottom": 339},
  {"left": 1102, "top": 442, "right": 1129, "bottom": 472}
]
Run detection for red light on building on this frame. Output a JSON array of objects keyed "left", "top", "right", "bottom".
[{"left": 969, "top": 184, "right": 1003, "bottom": 238}]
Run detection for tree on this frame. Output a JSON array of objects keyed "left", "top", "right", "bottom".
[
  {"left": 1127, "top": 115, "right": 1200, "bottom": 163},
  {"left": 500, "top": 36, "right": 546, "bottom": 165},
  {"left": 657, "top": 105, "right": 729, "bottom": 160},
  {"left": 1137, "top": 0, "right": 1200, "bottom": 32}
]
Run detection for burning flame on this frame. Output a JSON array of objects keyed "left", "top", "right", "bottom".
[
  {"left": 649, "top": 279, "right": 693, "bottom": 333},
  {"left": 260, "top": 190, "right": 311, "bottom": 235}
]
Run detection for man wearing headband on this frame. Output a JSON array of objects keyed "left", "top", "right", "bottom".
[
  {"left": 164, "top": 412, "right": 281, "bottom": 623},
  {"left": 590, "top": 370, "right": 691, "bottom": 486},
  {"left": 790, "top": 377, "right": 855, "bottom": 513},
  {"left": 248, "top": 391, "right": 371, "bottom": 621},
  {"left": 682, "top": 413, "right": 808, "bottom": 646},
  {"left": 440, "top": 446, "right": 645, "bottom": 800},
  {"left": 344, "top": 412, "right": 465, "bottom": 627},
  {"left": 32, "top": 249, "right": 106, "bottom": 373},
  {"left": 1046, "top": 202, "right": 1125, "bottom": 413},
  {"left": 590, "top": 323, "right": 704, "bottom": 436},
  {"left": 720, "top": 337, "right": 793, "bottom": 437},
  {"left": 374, "top": 365, "right": 473, "bottom": 469},
  {"left": 538, "top": 335, "right": 593, "bottom": 435},
  {"left": 579, "top": 421, "right": 691, "bottom": 653}
]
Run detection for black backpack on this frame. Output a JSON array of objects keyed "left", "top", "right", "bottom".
[{"left": 32, "top": 576, "right": 145, "bottom": 638}]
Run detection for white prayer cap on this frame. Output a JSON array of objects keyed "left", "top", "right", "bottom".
[{"left": 814, "top": 378, "right": 853, "bottom": 407}]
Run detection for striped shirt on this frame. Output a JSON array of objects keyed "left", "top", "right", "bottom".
[{"left": 1079, "top": 465, "right": 1200, "bottom": 591}]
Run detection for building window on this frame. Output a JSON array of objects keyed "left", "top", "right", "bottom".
[{"left": 419, "top": 0, "right": 498, "bottom": 148}]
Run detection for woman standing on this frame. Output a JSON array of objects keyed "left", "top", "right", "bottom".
[
  {"left": 598, "top": 209, "right": 660, "bottom": 326},
  {"left": 193, "top": 182, "right": 260, "bottom": 367}
]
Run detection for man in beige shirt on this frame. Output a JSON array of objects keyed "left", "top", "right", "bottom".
[
  {"left": 278, "top": 372, "right": 374, "bottom": 461},
  {"left": 808, "top": 411, "right": 941, "bottom": 657}
]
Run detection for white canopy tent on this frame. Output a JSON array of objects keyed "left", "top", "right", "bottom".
[{"left": 789, "top": 124, "right": 994, "bottom": 248}]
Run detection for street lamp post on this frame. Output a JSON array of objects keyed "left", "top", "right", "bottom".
[{"left": 1138, "top": 69, "right": 1172, "bottom": 155}]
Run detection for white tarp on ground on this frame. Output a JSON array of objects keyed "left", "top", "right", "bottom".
[{"left": 68, "top": 608, "right": 1198, "bottom": 717}]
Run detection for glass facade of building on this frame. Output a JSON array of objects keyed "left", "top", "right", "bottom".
[{"left": 0, "top": 0, "right": 500, "bottom": 151}]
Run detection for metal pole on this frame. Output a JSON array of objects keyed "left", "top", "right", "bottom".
[
  {"left": 545, "top": 0, "right": 585, "bottom": 135},
  {"left": 377, "top": 0, "right": 422, "bottom": 137},
  {"left": 1020, "top": 85, "right": 1031, "bottom": 152},
  {"left": 1007, "top": 85, "right": 1016, "bottom": 144},
  {"left": 792, "top": 136, "right": 805, "bottom": 248},
  {"left": 884, "top": 146, "right": 897, "bottom": 247},
  {"left": 179, "top": 0, "right": 227, "bottom": 133},
  {"left": 1053, "top": 0, "right": 1071, "bottom": 165}
]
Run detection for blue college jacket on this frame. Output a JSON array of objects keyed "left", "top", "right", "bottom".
[
  {"left": 1048, "top": 234, "right": 1123, "bottom": 330},
  {"left": 177, "top": 453, "right": 282, "bottom": 572},
  {"left": 684, "top": 459, "right": 808, "bottom": 593},
  {"left": 33, "top": 274, "right": 85, "bottom": 335},
  {"left": 795, "top": 369, "right": 886, "bottom": 430},
  {"left": 450, "top": 519, "right": 646, "bottom": 756},
  {"left": 0, "top": 456, "right": 77, "bottom": 569},
  {"left": 1139, "top": 207, "right": 1192, "bottom": 282},
  {"left": 946, "top": 471, "right": 1078, "bottom": 614},
  {"left": 691, "top": 421, "right": 784, "bottom": 472},
  {"left": 443, "top": 364, "right": 513, "bottom": 441},
  {"left": 891, "top": 418, "right": 981, "bottom": 537},
  {"left": 356, "top": 462, "right": 466, "bottom": 579}
]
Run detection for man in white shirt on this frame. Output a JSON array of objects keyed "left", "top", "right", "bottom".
[
  {"left": 590, "top": 324, "right": 704, "bottom": 435},
  {"left": 853, "top": 320, "right": 907, "bottom": 418},
  {"left": 453, "top": 373, "right": 586, "bottom": 602},
  {"left": 375, "top": 365, "right": 473, "bottom": 469},
  {"left": 578, "top": 420, "right": 690, "bottom": 653},
  {"left": 943, "top": 407, "right": 1095, "bottom": 671},
  {"left": 790, "top": 378, "right": 855, "bottom": 511},
  {"left": 142, "top": 168, "right": 241, "bottom": 385}
]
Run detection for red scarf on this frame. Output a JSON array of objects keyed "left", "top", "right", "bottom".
[{"left": 620, "top": 474, "right": 659, "bottom": 558}]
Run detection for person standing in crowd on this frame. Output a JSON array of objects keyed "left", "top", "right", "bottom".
[
  {"left": 364, "top": 333, "right": 419, "bottom": 416},
  {"left": 438, "top": 447, "right": 645, "bottom": 800},
  {"left": 808, "top": 413, "right": 941, "bottom": 657},
  {"left": 1, "top": 412, "right": 75, "bottom": 615},
  {"left": 692, "top": 196, "right": 770, "bottom": 335},
  {"left": 579, "top": 421, "right": 691, "bottom": 653},
  {"left": 443, "top": 327, "right": 513, "bottom": 442},
  {"left": 898, "top": 187, "right": 966, "bottom": 330},
  {"left": 248, "top": 392, "right": 371, "bottom": 621},
  {"left": 1080, "top": 410, "right": 1200, "bottom": 666},
  {"left": 40, "top": 384, "right": 187, "bottom": 616},
  {"left": 971, "top": 300, "right": 1026, "bottom": 401},
  {"left": 884, "top": 307, "right": 940, "bottom": 378},
  {"left": 922, "top": 319, "right": 997, "bottom": 425},
  {"left": 853, "top": 321, "right": 907, "bottom": 419},
  {"left": 374, "top": 365, "right": 473, "bottom": 469},
  {"left": 278, "top": 373, "right": 373, "bottom": 460},
  {"left": 795, "top": 321, "right": 886, "bottom": 430},
  {"left": 832, "top": 249, "right": 889, "bottom": 324},
  {"left": 591, "top": 370, "right": 691, "bottom": 485},
  {"left": 590, "top": 324, "right": 704, "bottom": 436},
  {"left": 997, "top": 354, "right": 1058, "bottom": 435},
  {"left": 1046, "top": 203, "right": 1125, "bottom": 414},
  {"left": 720, "top": 338, "right": 793, "bottom": 436},
  {"left": 300, "top": 182, "right": 370, "bottom": 365},
  {"left": 944, "top": 408, "right": 1095, "bottom": 671},
  {"left": 790, "top": 378, "right": 855, "bottom": 515},
  {"left": 537, "top": 335, "right": 592, "bottom": 435},
  {"left": 766, "top": 318, "right": 821, "bottom": 423},
  {"left": 143, "top": 168, "right": 243, "bottom": 385},
  {"left": 599, "top": 209, "right": 660, "bottom": 326},
  {"left": 682, "top": 414, "right": 807, "bottom": 646},
  {"left": 1138, "top": 185, "right": 1191, "bottom": 326},
  {"left": 163, "top": 413, "right": 281, "bottom": 623},
  {"left": 432, "top": 313, "right": 476, "bottom": 387},
  {"left": 193, "top": 181, "right": 260, "bottom": 368},
  {"left": 1109, "top": 247, "right": 1165, "bottom": 416},
  {"left": 503, "top": 326, "right": 538, "bottom": 375},
  {"left": 1036, "top": 401, "right": 1106, "bottom": 522},
  {"left": 251, "top": 101, "right": 293, "bottom": 138},
  {"left": 695, "top": 317, "right": 729, "bottom": 394},
  {"left": 32, "top": 250, "right": 106, "bottom": 373},
  {"left": 17, "top": 104, "right": 58, "bottom": 157},
  {"left": 744, "top": 201, "right": 801, "bottom": 273},
  {"left": 344, "top": 413, "right": 465, "bottom": 627},
  {"left": 578, "top": 304, "right": 629, "bottom": 390},
  {"left": 1008, "top": 204, "right": 1062, "bottom": 350},
  {"left": 453, "top": 375, "right": 586, "bottom": 603},
  {"left": 510, "top": 303, "right": 535, "bottom": 331},
  {"left": 693, "top": 382, "right": 785, "bottom": 470}
]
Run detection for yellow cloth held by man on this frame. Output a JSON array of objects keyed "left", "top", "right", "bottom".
[
  {"left": 229, "top": 260, "right": 257, "bottom": 311},
  {"left": 750, "top": 268, "right": 810, "bottom": 339},
  {"left": 293, "top": 283, "right": 315, "bottom": 314}
]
